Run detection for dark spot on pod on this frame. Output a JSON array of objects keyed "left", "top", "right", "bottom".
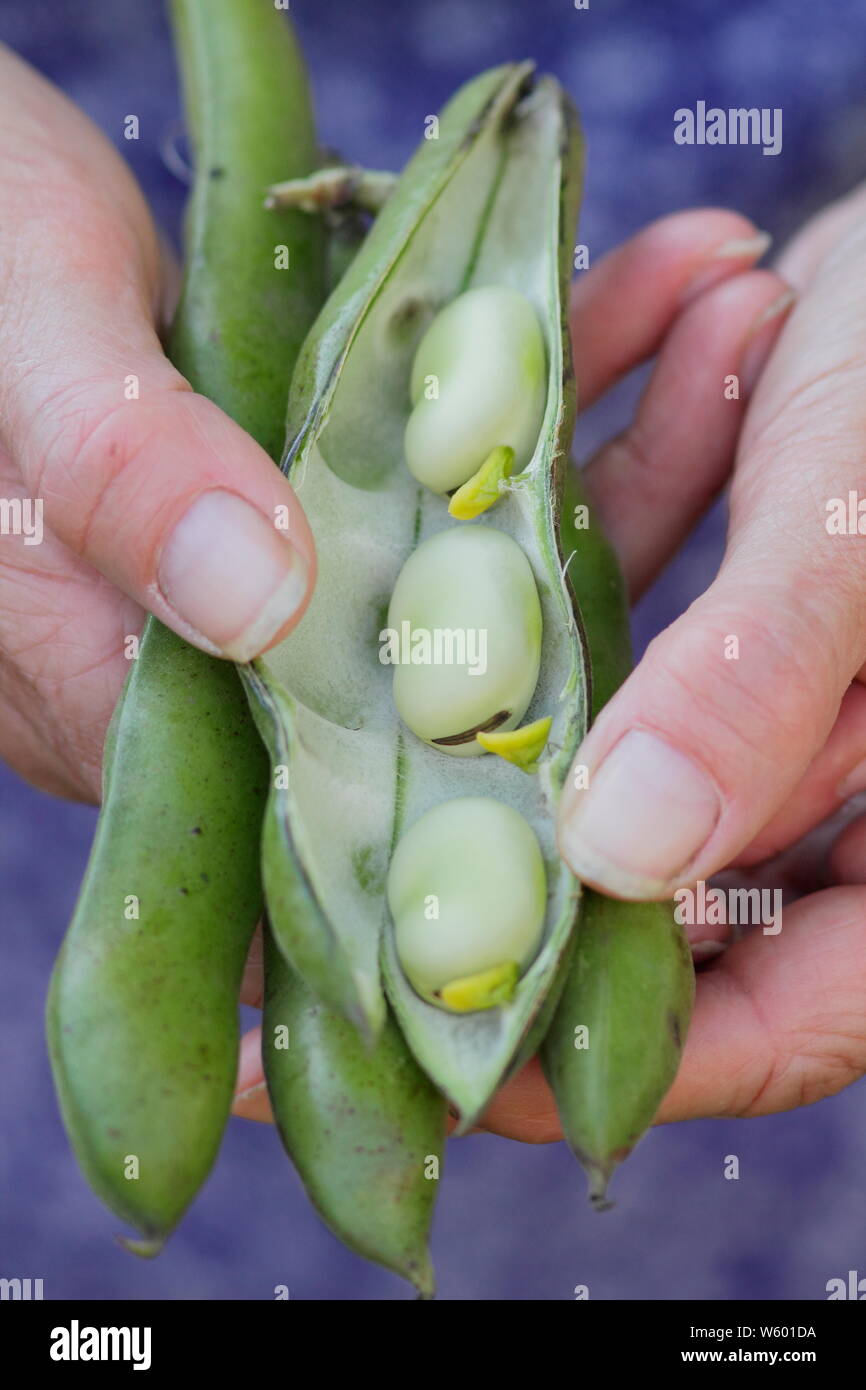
[
  {"left": 668, "top": 1010, "right": 682, "bottom": 1049},
  {"left": 190, "top": 826, "right": 202, "bottom": 836},
  {"left": 209, "top": 166, "right": 225, "bottom": 179},
  {"left": 371, "top": 593, "right": 390, "bottom": 641},
  {"left": 387, "top": 294, "right": 435, "bottom": 347}
]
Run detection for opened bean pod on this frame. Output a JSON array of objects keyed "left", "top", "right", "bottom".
[{"left": 244, "top": 63, "right": 588, "bottom": 1126}]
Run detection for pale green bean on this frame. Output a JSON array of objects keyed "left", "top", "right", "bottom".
[
  {"left": 386, "top": 525, "right": 542, "bottom": 756},
  {"left": 405, "top": 286, "right": 546, "bottom": 495},
  {"left": 387, "top": 796, "right": 547, "bottom": 1012}
]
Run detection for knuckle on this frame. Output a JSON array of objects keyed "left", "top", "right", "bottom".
[
  {"left": 33, "top": 384, "right": 137, "bottom": 548},
  {"left": 733, "top": 898, "right": 866, "bottom": 1117},
  {"left": 744, "top": 1022, "right": 866, "bottom": 1116},
  {"left": 793, "top": 1033, "right": 866, "bottom": 1106},
  {"left": 753, "top": 355, "right": 866, "bottom": 448},
  {"left": 602, "top": 424, "right": 670, "bottom": 513},
  {"left": 738, "top": 355, "right": 866, "bottom": 514},
  {"left": 640, "top": 588, "right": 838, "bottom": 781},
  {"left": 27, "top": 378, "right": 191, "bottom": 556}
]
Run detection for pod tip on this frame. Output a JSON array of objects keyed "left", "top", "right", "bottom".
[
  {"left": 580, "top": 1155, "right": 617, "bottom": 1212},
  {"left": 451, "top": 1104, "right": 478, "bottom": 1138},
  {"left": 589, "top": 1187, "right": 615, "bottom": 1214},
  {"left": 409, "top": 1254, "right": 436, "bottom": 1300},
  {"left": 117, "top": 1232, "right": 166, "bottom": 1259}
]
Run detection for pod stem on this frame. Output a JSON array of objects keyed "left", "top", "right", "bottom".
[{"left": 266, "top": 165, "right": 397, "bottom": 214}]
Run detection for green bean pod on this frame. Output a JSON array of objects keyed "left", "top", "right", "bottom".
[
  {"left": 46, "top": 0, "right": 324, "bottom": 1251},
  {"left": 540, "top": 470, "right": 695, "bottom": 1205},
  {"left": 243, "top": 64, "right": 589, "bottom": 1126},
  {"left": 263, "top": 930, "right": 445, "bottom": 1296},
  {"left": 168, "top": 0, "right": 325, "bottom": 459}
]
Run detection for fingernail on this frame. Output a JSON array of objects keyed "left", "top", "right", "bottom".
[
  {"left": 558, "top": 730, "right": 721, "bottom": 897},
  {"left": 682, "top": 230, "right": 771, "bottom": 306},
  {"left": 837, "top": 754, "right": 866, "bottom": 801},
  {"left": 234, "top": 1080, "right": 267, "bottom": 1105},
  {"left": 711, "top": 231, "right": 772, "bottom": 260},
  {"left": 739, "top": 288, "right": 796, "bottom": 394},
  {"left": 158, "top": 490, "right": 308, "bottom": 660},
  {"left": 232, "top": 1081, "right": 270, "bottom": 1122},
  {"left": 691, "top": 939, "right": 727, "bottom": 964}
]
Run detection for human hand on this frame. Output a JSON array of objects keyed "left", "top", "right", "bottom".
[
  {"left": 501, "top": 186, "right": 866, "bottom": 1139},
  {"left": 0, "top": 45, "right": 315, "bottom": 802}
]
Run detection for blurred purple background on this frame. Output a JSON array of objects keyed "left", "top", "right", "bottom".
[{"left": 1, "top": 0, "right": 864, "bottom": 1300}]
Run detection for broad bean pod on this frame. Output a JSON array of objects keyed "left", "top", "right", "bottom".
[{"left": 46, "top": 0, "right": 323, "bottom": 1252}]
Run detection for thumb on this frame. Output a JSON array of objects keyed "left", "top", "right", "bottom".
[
  {"left": 11, "top": 358, "right": 315, "bottom": 661},
  {"left": 0, "top": 47, "right": 313, "bottom": 662},
  {"left": 558, "top": 532, "right": 862, "bottom": 898},
  {"left": 559, "top": 236, "right": 866, "bottom": 898},
  {"left": 7, "top": 319, "right": 314, "bottom": 662}
]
